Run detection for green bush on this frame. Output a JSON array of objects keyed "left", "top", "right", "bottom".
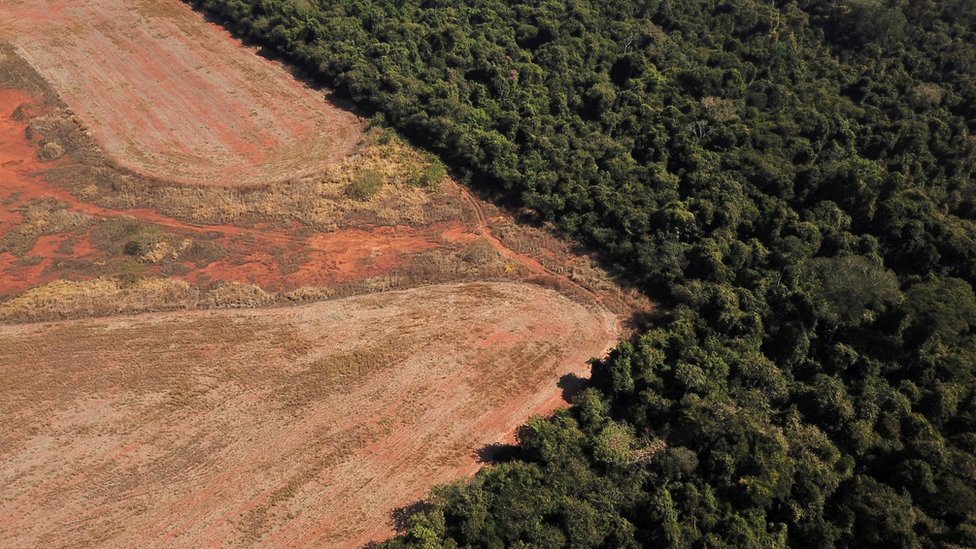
[
  {"left": 346, "top": 169, "right": 385, "bottom": 200},
  {"left": 123, "top": 240, "right": 145, "bottom": 256},
  {"left": 122, "top": 226, "right": 164, "bottom": 256},
  {"left": 407, "top": 157, "right": 447, "bottom": 190}
]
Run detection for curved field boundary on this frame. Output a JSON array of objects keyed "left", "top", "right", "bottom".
[
  {"left": 0, "top": 0, "right": 361, "bottom": 187},
  {"left": 0, "top": 282, "right": 618, "bottom": 548}
]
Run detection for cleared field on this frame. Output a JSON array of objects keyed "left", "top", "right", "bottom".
[
  {"left": 0, "top": 0, "right": 361, "bottom": 186},
  {"left": 0, "top": 282, "right": 618, "bottom": 547}
]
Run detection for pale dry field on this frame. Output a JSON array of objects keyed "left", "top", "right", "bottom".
[
  {"left": 0, "top": 282, "right": 619, "bottom": 548},
  {"left": 0, "top": 0, "right": 361, "bottom": 186}
]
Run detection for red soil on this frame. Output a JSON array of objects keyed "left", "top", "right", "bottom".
[
  {"left": 0, "top": 0, "right": 361, "bottom": 187},
  {"left": 0, "top": 89, "right": 458, "bottom": 297},
  {"left": 2, "top": 89, "right": 628, "bottom": 311},
  {"left": 0, "top": 90, "right": 49, "bottom": 225},
  {"left": 0, "top": 283, "right": 618, "bottom": 548}
]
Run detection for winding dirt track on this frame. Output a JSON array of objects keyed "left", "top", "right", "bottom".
[
  {"left": 0, "top": 0, "right": 361, "bottom": 186},
  {"left": 0, "top": 283, "right": 618, "bottom": 548}
]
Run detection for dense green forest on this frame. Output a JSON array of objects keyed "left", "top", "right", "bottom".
[{"left": 188, "top": 0, "right": 976, "bottom": 546}]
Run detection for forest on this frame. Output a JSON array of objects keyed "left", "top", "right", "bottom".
[{"left": 187, "top": 0, "right": 976, "bottom": 546}]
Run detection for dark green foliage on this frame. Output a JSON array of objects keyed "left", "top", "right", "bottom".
[
  {"left": 189, "top": 0, "right": 976, "bottom": 546},
  {"left": 123, "top": 240, "right": 145, "bottom": 256}
]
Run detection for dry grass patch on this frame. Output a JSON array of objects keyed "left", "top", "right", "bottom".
[
  {"left": 0, "top": 278, "right": 194, "bottom": 323},
  {"left": 0, "top": 42, "right": 58, "bottom": 104},
  {"left": 277, "top": 344, "right": 402, "bottom": 409},
  {"left": 0, "top": 199, "right": 92, "bottom": 255},
  {"left": 30, "top": 104, "right": 461, "bottom": 229},
  {"left": 0, "top": 277, "right": 287, "bottom": 323},
  {"left": 206, "top": 281, "right": 276, "bottom": 308}
]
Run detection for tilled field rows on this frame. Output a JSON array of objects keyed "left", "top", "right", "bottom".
[
  {"left": 0, "top": 282, "right": 618, "bottom": 547},
  {"left": 0, "top": 0, "right": 361, "bottom": 186}
]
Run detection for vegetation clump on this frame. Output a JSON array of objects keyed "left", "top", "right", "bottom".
[
  {"left": 36, "top": 141, "right": 63, "bottom": 162},
  {"left": 346, "top": 168, "right": 385, "bottom": 200},
  {"left": 407, "top": 156, "right": 447, "bottom": 190}
]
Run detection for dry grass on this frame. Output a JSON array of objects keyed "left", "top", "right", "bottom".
[
  {"left": 29, "top": 102, "right": 461, "bottom": 229},
  {"left": 0, "top": 42, "right": 59, "bottom": 105},
  {"left": 0, "top": 277, "right": 293, "bottom": 323},
  {"left": 206, "top": 281, "right": 276, "bottom": 308},
  {"left": 0, "top": 240, "right": 512, "bottom": 322},
  {"left": 276, "top": 344, "right": 402, "bottom": 409},
  {"left": 0, "top": 278, "right": 192, "bottom": 323},
  {"left": 0, "top": 199, "right": 92, "bottom": 255}
]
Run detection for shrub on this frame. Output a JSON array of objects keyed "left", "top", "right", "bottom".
[
  {"left": 421, "top": 158, "right": 447, "bottom": 190},
  {"left": 37, "top": 141, "right": 64, "bottom": 162},
  {"left": 346, "top": 169, "right": 385, "bottom": 200}
]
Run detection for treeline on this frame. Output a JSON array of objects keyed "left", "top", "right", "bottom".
[{"left": 187, "top": 0, "right": 976, "bottom": 546}]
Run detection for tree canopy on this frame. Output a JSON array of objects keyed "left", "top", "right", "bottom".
[{"left": 189, "top": 0, "right": 976, "bottom": 545}]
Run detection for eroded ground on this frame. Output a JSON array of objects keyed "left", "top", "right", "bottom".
[{"left": 0, "top": 82, "right": 643, "bottom": 324}]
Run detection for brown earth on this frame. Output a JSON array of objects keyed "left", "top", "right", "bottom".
[
  {"left": 0, "top": 0, "right": 361, "bottom": 187},
  {"left": 0, "top": 282, "right": 618, "bottom": 548}
]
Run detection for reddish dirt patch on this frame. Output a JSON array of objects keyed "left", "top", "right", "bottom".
[
  {"left": 0, "top": 90, "right": 49, "bottom": 227},
  {"left": 188, "top": 226, "right": 445, "bottom": 289},
  {"left": 0, "top": 0, "right": 361, "bottom": 186},
  {"left": 0, "top": 282, "right": 618, "bottom": 548},
  {"left": 0, "top": 90, "right": 451, "bottom": 298},
  {"left": 1, "top": 90, "right": 649, "bottom": 324}
]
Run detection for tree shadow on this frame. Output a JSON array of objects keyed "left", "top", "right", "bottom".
[
  {"left": 626, "top": 308, "right": 665, "bottom": 332},
  {"left": 557, "top": 372, "right": 588, "bottom": 403},
  {"left": 475, "top": 442, "right": 520, "bottom": 464},
  {"left": 389, "top": 500, "right": 434, "bottom": 533}
]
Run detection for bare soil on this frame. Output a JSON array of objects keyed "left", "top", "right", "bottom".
[
  {"left": 0, "top": 0, "right": 361, "bottom": 187},
  {"left": 0, "top": 282, "right": 618, "bottom": 548}
]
